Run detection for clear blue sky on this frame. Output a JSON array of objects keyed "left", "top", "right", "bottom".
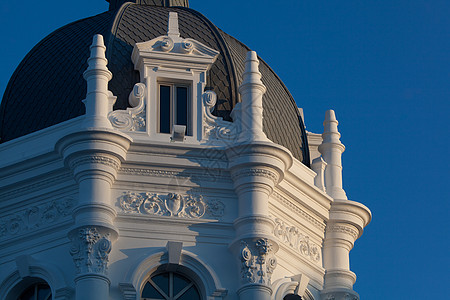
[{"left": 1, "top": 1, "right": 449, "bottom": 298}]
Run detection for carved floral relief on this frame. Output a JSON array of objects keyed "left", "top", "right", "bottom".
[
  {"left": 240, "top": 238, "right": 277, "bottom": 286},
  {"left": 0, "top": 198, "right": 74, "bottom": 240},
  {"left": 118, "top": 192, "right": 225, "bottom": 219},
  {"left": 273, "top": 218, "right": 321, "bottom": 263}
]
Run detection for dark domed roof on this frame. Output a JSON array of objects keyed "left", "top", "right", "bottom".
[{"left": 0, "top": 2, "right": 310, "bottom": 165}]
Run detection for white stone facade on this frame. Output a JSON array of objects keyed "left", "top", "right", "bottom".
[{"left": 0, "top": 13, "right": 370, "bottom": 300}]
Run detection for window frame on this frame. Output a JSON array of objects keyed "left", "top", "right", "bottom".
[
  {"left": 157, "top": 81, "right": 192, "bottom": 136},
  {"left": 141, "top": 270, "right": 202, "bottom": 300}
]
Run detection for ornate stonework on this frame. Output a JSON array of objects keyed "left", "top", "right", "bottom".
[
  {"left": 119, "top": 167, "right": 231, "bottom": 183},
  {"left": 272, "top": 191, "right": 326, "bottom": 231},
  {"left": 69, "top": 156, "right": 120, "bottom": 171},
  {"left": 273, "top": 218, "right": 321, "bottom": 263},
  {"left": 326, "top": 225, "right": 359, "bottom": 240},
  {"left": 232, "top": 168, "right": 279, "bottom": 183},
  {"left": 0, "top": 198, "right": 75, "bottom": 240},
  {"left": 69, "top": 227, "right": 112, "bottom": 274},
  {"left": 108, "top": 83, "right": 146, "bottom": 132},
  {"left": 240, "top": 238, "right": 277, "bottom": 286},
  {"left": 118, "top": 192, "right": 225, "bottom": 219},
  {"left": 202, "top": 90, "right": 238, "bottom": 142}
]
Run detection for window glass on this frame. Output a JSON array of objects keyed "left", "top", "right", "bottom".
[
  {"left": 18, "top": 283, "right": 51, "bottom": 300},
  {"left": 176, "top": 86, "right": 188, "bottom": 129},
  {"left": 141, "top": 271, "right": 200, "bottom": 300},
  {"left": 160, "top": 85, "right": 171, "bottom": 133}
]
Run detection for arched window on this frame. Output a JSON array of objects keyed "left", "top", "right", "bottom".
[
  {"left": 284, "top": 294, "right": 302, "bottom": 300},
  {"left": 141, "top": 271, "right": 201, "bottom": 300},
  {"left": 17, "top": 282, "right": 52, "bottom": 300}
]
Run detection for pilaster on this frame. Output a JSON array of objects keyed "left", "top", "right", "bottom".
[
  {"left": 227, "top": 51, "right": 293, "bottom": 300},
  {"left": 56, "top": 34, "right": 132, "bottom": 300}
]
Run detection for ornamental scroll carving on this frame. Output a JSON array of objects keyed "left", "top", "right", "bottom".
[
  {"left": 273, "top": 218, "right": 321, "bottom": 263},
  {"left": 69, "top": 227, "right": 112, "bottom": 274},
  {"left": 118, "top": 192, "right": 225, "bottom": 219},
  {"left": 202, "top": 90, "right": 239, "bottom": 142},
  {"left": 0, "top": 198, "right": 74, "bottom": 240},
  {"left": 108, "top": 83, "right": 146, "bottom": 132},
  {"left": 240, "top": 238, "right": 277, "bottom": 286}
]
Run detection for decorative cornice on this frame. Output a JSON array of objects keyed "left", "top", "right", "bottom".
[
  {"left": 118, "top": 192, "right": 225, "bottom": 219},
  {"left": 0, "top": 198, "right": 75, "bottom": 241},
  {"left": 272, "top": 191, "right": 326, "bottom": 231},
  {"left": 69, "top": 227, "right": 112, "bottom": 275},
  {"left": 240, "top": 238, "right": 277, "bottom": 286},
  {"left": 119, "top": 167, "right": 231, "bottom": 183},
  {"left": 0, "top": 173, "right": 73, "bottom": 200},
  {"left": 326, "top": 225, "right": 358, "bottom": 240},
  {"left": 273, "top": 218, "right": 321, "bottom": 264},
  {"left": 69, "top": 155, "right": 120, "bottom": 171}
]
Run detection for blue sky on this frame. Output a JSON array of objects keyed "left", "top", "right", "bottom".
[{"left": 1, "top": 0, "right": 449, "bottom": 298}]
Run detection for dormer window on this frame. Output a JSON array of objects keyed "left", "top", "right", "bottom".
[{"left": 159, "top": 82, "right": 191, "bottom": 136}]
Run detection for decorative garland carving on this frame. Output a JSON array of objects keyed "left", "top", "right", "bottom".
[
  {"left": 240, "top": 238, "right": 277, "bottom": 285},
  {"left": 108, "top": 83, "right": 146, "bottom": 132},
  {"left": 118, "top": 192, "right": 225, "bottom": 219},
  {"left": 0, "top": 198, "right": 75, "bottom": 240},
  {"left": 232, "top": 168, "right": 279, "bottom": 183},
  {"left": 326, "top": 225, "right": 358, "bottom": 240},
  {"left": 69, "top": 227, "right": 112, "bottom": 274},
  {"left": 69, "top": 156, "right": 120, "bottom": 171},
  {"left": 323, "top": 292, "right": 358, "bottom": 300},
  {"left": 202, "top": 91, "right": 239, "bottom": 142},
  {"left": 272, "top": 191, "right": 326, "bottom": 231},
  {"left": 273, "top": 218, "right": 321, "bottom": 263}
]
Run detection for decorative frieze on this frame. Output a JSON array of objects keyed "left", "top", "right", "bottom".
[
  {"left": 273, "top": 218, "right": 321, "bottom": 263},
  {"left": 240, "top": 238, "right": 277, "bottom": 285},
  {"left": 118, "top": 192, "right": 225, "bottom": 219},
  {"left": 0, "top": 198, "right": 75, "bottom": 240},
  {"left": 232, "top": 168, "right": 279, "bottom": 183},
  {"left": 272, "top": 191, "right": 326, "bottom": 231},
  {"left": 69, "top": 155, "right": 120, "bottom": 171},
  {"left": 69, "top": 227, "right": 112, "bottom": 274},
  {"left": 326, "top": 225, "right": 359, "bottom": 240}
]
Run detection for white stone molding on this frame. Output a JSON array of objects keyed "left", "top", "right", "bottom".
[
  {"left": 69, "top": 226, "right": 112, "bottom": 275},
  {"left": 118, "top": 191, "right": 225, "bottom": 219},
  {"left": 202, "top": 90, "right": 239, "bottom": 143},
  {"left": 0, "top": 255, "right": 72, "bottom": 300},
  {"left": 108, "top": 83, "right": 146, "bottom": 132},
  {"left": 0, "top": 198, "right": 75, "bottom": 241},
  {"left": 271, "top": 274, "right": 310, "bottom": 300},
  {"left": 271, "top": 191, "right": 326, "bottom": 231},
  {"left": 120, "top": 249, "right": 227, "bottom": 300},
  {"left": 311, "top": 156, "right": 327, "bottom": 192},
  {"left": 320, "top": 288, "right": 359, "bottom": 300},
  {"left": 239, "top": 238, "right": 277, "bottom": 286},
  {"left": 325, "top": 224, "right": 358, "bottom": 240},
  {"left": 119, "top": 167, "right": 232, "bottom": 183},
  {"left": 273, "top": 218, "right": 321, "bottom": 264}
]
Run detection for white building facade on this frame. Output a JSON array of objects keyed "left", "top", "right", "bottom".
[{"left": 0, "top": 2, "right": 370, "bottom": 300}]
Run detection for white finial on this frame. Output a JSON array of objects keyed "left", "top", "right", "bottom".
[
  {"left": 237, "top": 51, "right": 268, "bottom": 142},
  {"left": 82, "top": 34, "right": 115, "bottom": 129},
  {"left": 318, "top": 110, "right": 347, "bottom": 200},
  {"left": 167, "top": 12, "right": 180, "bottom": 38}
]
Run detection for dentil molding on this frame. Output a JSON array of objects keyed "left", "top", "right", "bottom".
[
  {"left": 118, "top": 192, "right": 225, "bottom": 219},
  {"left": 273, "top": 218, "right": 321, "bottom": 264},
  {"left": 69, "top": 227, "right": 112, "bottom": 275},
  {"left": 272, "top": 191, "right": 326, "bottom": 231},
  {"left": 240, "top": 238, "right": 277, "bottom": 286},
  {"left": 0, "top": 198, "right": 75, "bottom": 240}
]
